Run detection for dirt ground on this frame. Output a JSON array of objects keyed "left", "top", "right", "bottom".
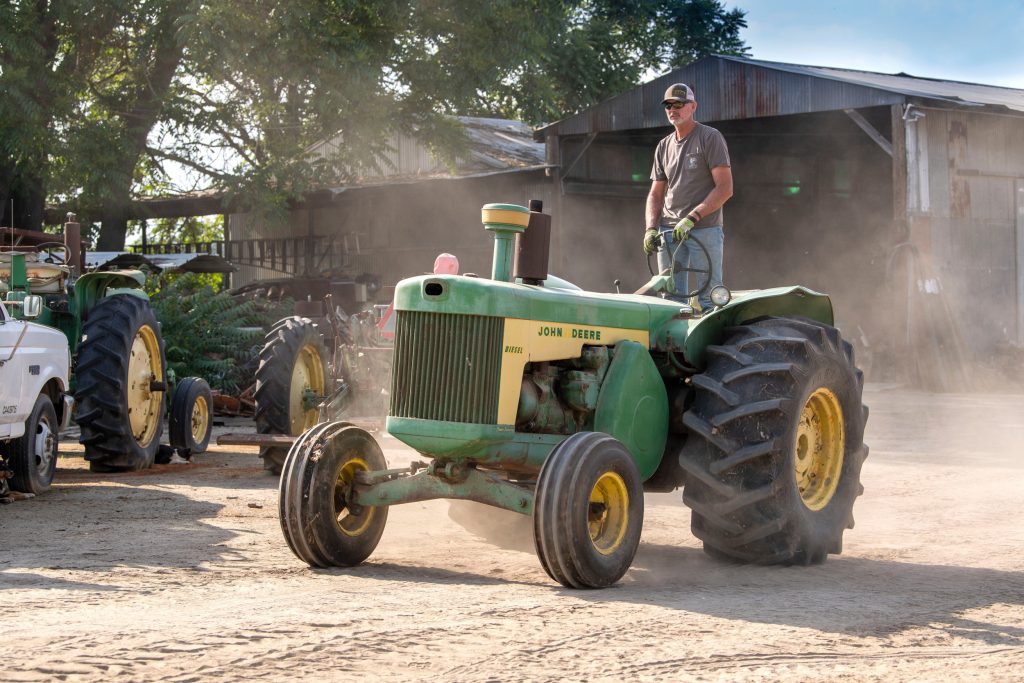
[{"left": 2, "top": 384, "right": 1023, "bottom": 682}]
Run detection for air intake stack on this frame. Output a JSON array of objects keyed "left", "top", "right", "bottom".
[{"left": 481, "top": 203, "right": 529, "bottom": 282}]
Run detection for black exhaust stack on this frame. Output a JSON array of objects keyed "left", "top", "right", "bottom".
[{"left": 512, "top": 199, "right": 550, "bottom": 285}]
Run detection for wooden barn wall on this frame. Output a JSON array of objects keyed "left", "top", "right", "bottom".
[
  {"left": 917, "top": 108, "right": 1024, "bottom": 348},
  {"left": 229, "top": 171, "right": 550, "bottom": 295}
]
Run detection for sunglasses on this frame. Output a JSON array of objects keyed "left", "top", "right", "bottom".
[{"left": 664, "top": 101, "right": 690, "bottom": 110}]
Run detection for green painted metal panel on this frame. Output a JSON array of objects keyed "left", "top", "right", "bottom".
[
  {"left": 593, "top": 341, "right": 668, "bottom": 480},
  {"left": 9, "top": 253, "right": 28, "bottom": 290},
  {"left": 386, "top": 416, "right": 563, "bottom": 471},
  {"left": 394, "top": 275, "right": 674, "bottom": 332},
  {"left": 681, "top": 286, "right": 833, "bottom": 368},
  {"left": 394, "top": 277, "right": 833, "bottom": 358}
]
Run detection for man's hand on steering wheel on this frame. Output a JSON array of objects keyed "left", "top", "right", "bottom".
[
  {"left": 673, "top": 211, "right": 701, "bottom": 242},
  {"left": 642, "top": 228, "right": 659, "bottom": 255}
]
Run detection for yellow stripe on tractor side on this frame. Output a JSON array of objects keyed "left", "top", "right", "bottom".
[{"left": 496, "top": 318, "right": 649, "bottom": 425}]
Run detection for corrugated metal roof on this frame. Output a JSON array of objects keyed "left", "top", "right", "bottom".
[
  {"left": 307, "top": 116, "right": 547, "bottom": 183},
  {"left": 730, "top": 56, "right": 1024, "bottom": 112},
  {"left": 539, "top": 55, "right": 1024, "bottom": 138},
  {"left": 87, "top": 251, "right": 236, "bottom": 274}
]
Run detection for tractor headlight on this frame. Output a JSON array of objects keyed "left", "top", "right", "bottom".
[{"left": 710, "top": 286, "right": 731, "bottom": 307}]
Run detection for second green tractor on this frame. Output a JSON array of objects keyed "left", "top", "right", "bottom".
[{"left": 0, "top": 217, "right": 212, "bottom": 472}]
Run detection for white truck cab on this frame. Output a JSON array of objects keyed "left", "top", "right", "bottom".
[{"left": 0, "top": 298, "right": 72, "bottom": 498}]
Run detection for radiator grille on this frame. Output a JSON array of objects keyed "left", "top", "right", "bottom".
[{"left": 390, "top": 311, "right": 504, "bottom": 423}]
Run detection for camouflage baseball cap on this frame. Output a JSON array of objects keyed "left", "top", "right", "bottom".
[{"left": 662, "top": 83, "right": 695, "bottom": 104}]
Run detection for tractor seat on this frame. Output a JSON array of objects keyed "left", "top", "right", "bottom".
[{"left": 0, "top": 260, "right": 71, "bottom": 293}]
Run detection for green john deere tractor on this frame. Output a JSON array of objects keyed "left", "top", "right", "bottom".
[
  {"left": 0, "top": 216, "right": 213, "bottom": 471},
  {"left": 278, "top": 202, "right": 868, "bottom": 589},
  {"left": 253, "top": 293, "right": 391, "bottom": 474}
]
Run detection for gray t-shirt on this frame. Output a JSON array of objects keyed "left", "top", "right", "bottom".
[{"left": 650, "top": 122, "right": 731, "bottom": 228}]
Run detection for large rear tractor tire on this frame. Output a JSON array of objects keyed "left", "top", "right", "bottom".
[
  {"left": 534, "top": 432, "right": 644, "bottom": 589},
  {"left": 254, "top": 317, "right": 329, "bottom": 474},
  {"left": 169, "top": 377, "right": 213, "bottom": 457},
  {"left": 75, "top": 295, "right": 167, "bottom": 471},
  {"left": 279, "top": 422, "right": 388, "bottom": 567},
  {"left": 679, "top": 316, "right": 868, "bottom": 565},
  {"left": 7, "top": 394, "right": 59, "bottom": 494}
]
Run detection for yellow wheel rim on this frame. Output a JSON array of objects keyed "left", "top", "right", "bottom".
[
  {"left": 190, "top": 395, "right": 209, "bottom": 444},
  {"left": 288, "top": 343, "right": 325, "bottom": 435},
  {"left": 795, "top": 387, "right": 845, "bottom": 511},
  {"left": 588, "top": 472, "right": 629, "bottom": 555},
  {"left": 127, "top": 324, "right": 163, "bottom": 447},
  {"left": 335, "top": 456, "right": 375, "bottom": 537}
]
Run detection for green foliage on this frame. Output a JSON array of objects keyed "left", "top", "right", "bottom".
[
  {"left": 158, "top": 0, "right": 750, "bottom": 221},
  {"left": 126, "top": 214, "right": 224, "bottom": 249},
  {"left": 2, "top": 0, "right": 748, "bottom": 239},
  {"left": 148, "top": 273, "right": 293, "bottom": 393},
  {"left": 465, "top": 0, "right": 749, "bottom": 124}
]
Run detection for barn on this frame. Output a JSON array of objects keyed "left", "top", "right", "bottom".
[
  {"left": 535, "top": 55, "right": 1024, "bottom": 385},
  {"left": 225, "top": 116, "right": 548, "bottom": 299}
]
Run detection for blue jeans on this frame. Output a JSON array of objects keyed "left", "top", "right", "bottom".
[{"left": 656, "top": 225, "right": 724, "bottom": 310}]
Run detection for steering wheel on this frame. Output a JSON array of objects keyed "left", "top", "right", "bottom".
[
  {"left": 35, "top": 241, "right": 70, "bottom": 265},
  {"left": 646, "top": 231, "right": 712, "bottom": 299}
]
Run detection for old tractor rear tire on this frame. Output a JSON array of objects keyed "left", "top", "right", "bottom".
[
  {"left": 75, "top": 295, "right": 167, "bottom": 471},
  {"left": 7, "top": 394, "right": 59, "bottom": 494},
  {"left": 254, "top": 317, "right": 328, "bottom": 474},
  {"left": 278, "top": 422, "right": 387, "bottom": 567},
  {"left": 534, "top": 432, "right": 644, "bottom": 588},
  {"left": 679, "top": 316, "right": 869, "bottom": 565},
  {"left": 169, "top": 377, "right": 213, "bottom": 457}
]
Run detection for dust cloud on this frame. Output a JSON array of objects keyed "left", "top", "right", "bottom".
[{"left": 446, "top": 499, "right": 535, "bottom": 553}]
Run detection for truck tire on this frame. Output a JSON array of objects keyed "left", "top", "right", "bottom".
[
  {"left": 75, "top": 295, "right": 167, "bottom": 471},
  {"left": 279, "top": 422, "right": 388, "bottom": 567},
  {"left": 8, "top": 394, "right": 59, "bottom": 494},
  {"left": 534, "top": 432, "right": 644, "bottom": 588},
  {"left": 679, "top": 316, "right": 868, "bottom": 565},
  {"left": 254, "top": 317, "right": 328, "bottom": 473},
  {"left": 168, "top": 377, "right": 213, "bottom": 456}
]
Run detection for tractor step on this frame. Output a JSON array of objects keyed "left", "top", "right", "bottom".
[
  {"left": 217, "top": 418, "right": 384, "bottom": 449},
  {"left": 217, "top": 433, "right": 297, "bottom": 447}
]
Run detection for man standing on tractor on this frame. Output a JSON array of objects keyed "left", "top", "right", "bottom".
[{"left": 643, "top": 82, "right": 733, "bottom": 312}]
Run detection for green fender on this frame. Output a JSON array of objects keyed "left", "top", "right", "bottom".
[
  {"left": 72, "top": 270, "right": 148, "bottom": 320},
  {"left": 656, "top": 286, "right": 834, "bottom": 369},
  {"left": 593, "top": 340, "right": 668, "bottom": 481}
]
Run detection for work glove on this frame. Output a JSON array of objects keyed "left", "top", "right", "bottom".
[
  {"left": 673, "top": 214, "right": 697, "bottom": 242},
  {"left": 643, "top": 228, "right": 659, "bottom": 255}
]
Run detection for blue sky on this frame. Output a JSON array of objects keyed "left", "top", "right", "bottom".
[{"left": 723, "top": 0, "right": 1024, "bottom": 88}]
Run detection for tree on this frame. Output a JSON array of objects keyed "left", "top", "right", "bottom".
[
  {"left": 62, "top": 0, "right": 191, "bottom": 249},
  {"left": 0, "top": 0, "right": 189, "bottom": 247},
  {"left": 3, "top": 0, "right": 747, "bottom": 245},
  {"left": 0, "top": 0, "right": 127, "bottom": 231},
  {"left": 153, "top": 0, "right": 747, "bottom": 226},
  {"left": 458, "top": 0, "right": 749, "bottom": 124}
]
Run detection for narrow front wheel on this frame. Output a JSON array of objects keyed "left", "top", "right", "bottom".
[
  {"left": 168, "top": 377, "right": 213, "bottom": 456},
  {"left": 278, "top": 422, "right": 388, "bottom": 568},
  {"left": 534, "top": 432, "right": 644, "bottom": 588}
]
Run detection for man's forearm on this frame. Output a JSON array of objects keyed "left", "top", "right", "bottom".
[
  {"left": 645, "top": 193, "right": 664, "bottom": 229},
  {"left": 692, "top": 185, "right": 733, "bottom": 221},
  {"left": 691, "top": 170, "right": 734, "bottom": 221}
]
